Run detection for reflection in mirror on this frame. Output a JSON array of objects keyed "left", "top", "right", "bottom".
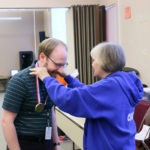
[{"left": 0, "top": 8, "right": 68, "bottom": 78}]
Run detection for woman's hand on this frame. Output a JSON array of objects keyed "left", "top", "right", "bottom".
[
  {"left": 30, "top": 67, "right": 50, "bottom": 81},
  {"left": 56, "top": 67, "right": 68, "bottom": 78}
]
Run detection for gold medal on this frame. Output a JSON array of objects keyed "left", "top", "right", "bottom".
[{"left": 35, "top": 103, "right": 45, "bottom": 112}]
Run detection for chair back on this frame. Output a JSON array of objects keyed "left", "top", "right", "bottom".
[
  {"left": 143, "top": 107, "right": 150, "bottom": 148},
  {"left": 134, "top": 100, "right": 150, "bottom": 149},
  {"left": 134, "top": 100, "right": 150, "bottom": 132}
]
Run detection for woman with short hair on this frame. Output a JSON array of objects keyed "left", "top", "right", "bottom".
[{"left": 30, "top": 42, "right": 143, "bottom": 150}]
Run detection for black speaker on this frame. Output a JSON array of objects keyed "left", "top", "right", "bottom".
[
  {"left": 19, "top": 51, "right": 34, "bottom": 70},
  {"left": 39, "top": 31, "right": 45, "bottom": 42}
]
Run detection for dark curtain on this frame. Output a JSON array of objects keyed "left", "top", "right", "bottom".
[{"left": 73, "top": 5, "right": 106, "bottom": 84}]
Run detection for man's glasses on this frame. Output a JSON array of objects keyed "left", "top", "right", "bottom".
[{"left": 47, "top": 55, "right": 68, "bottom": 67}]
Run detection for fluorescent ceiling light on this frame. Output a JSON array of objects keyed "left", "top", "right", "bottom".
[{"left": 0, "top": 17, "right": 22, "bottom": 20}]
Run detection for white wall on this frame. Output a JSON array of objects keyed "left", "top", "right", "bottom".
[
  {"left": 66, "top": 8, "right": 76, "bottom": 71},
  {"left": 100, "top": 0, "right": 150, "bottom": 86},
  {"left": 118, "top": 0, "right": 150, "bottom": 86},
  {"left": 0, "top": 0, "right": 103, "bottom": 8}
]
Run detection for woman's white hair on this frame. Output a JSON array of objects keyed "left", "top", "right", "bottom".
[{"left": 90, "top": 42, "right": 126, "bottom": 72}]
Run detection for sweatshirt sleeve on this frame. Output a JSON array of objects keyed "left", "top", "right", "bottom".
[
  {"left": 64, "top": 75, "right": 85, "bottom": 88},
  {"left": 43, "top": 76, "right": 112, "bottom": 118}
]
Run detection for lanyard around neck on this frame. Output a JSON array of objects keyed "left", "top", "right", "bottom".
[
  {"left": 35, "top": 62, "right": 41, "bottom": 104},
  {"left": 35, "top": 62, "right": 48, "bottom": 104}
]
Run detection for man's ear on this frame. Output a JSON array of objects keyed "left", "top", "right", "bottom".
[{"left": 39, "top": 52, "right": 46, "bottom": 62}]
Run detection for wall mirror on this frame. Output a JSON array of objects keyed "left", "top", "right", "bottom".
[{"left": 0, "top": 8, "right": 68, "bottom": 77}]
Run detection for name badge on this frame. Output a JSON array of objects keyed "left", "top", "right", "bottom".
[{"left": 45, "top": 127, "right": 52, "bottom": 140}]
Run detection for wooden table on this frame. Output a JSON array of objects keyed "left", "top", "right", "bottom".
[{"left": 55, "top": 108, "right": 85, "bottom": 150}]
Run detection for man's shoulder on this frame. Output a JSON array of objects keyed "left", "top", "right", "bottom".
[{"left": 12, "top": 66, "right": 32, "bottom": 80}]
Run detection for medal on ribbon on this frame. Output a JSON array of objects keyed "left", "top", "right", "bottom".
[
  {"left": 35, "top": 62, "right": 47, "bottom": 112},
  {"left": 35, "top": 103, "right": 45, "bottom": 112}
]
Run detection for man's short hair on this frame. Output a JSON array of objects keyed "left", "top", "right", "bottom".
[{"left": 38, "top": 38, "right": 67, "bottom": 57}]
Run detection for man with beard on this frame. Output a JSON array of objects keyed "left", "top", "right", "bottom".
[{"left": 1, "top": 38, "right": 68, "bottom": 150}]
